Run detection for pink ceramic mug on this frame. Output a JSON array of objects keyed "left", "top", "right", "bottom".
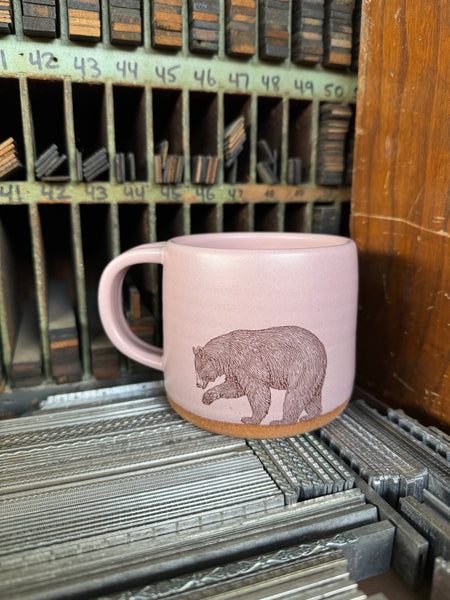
[{"left": 98, "top": 232, "right": 358, "bottom": 438}]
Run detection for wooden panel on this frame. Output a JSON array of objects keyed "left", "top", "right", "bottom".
[{"left": 351, "top": 1, "right": 449, "bottom": 428}]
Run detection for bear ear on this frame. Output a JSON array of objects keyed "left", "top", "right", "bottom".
[{"left": 192, "top": 346, "right": 204, "bottom": 357}]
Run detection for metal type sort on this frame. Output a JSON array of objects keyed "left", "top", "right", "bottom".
[
  {"left": 115, "top": 152, "right": 137, "bottom": 182},
  {"left": 399, "top": 495, "right": 450, "bottom": 573},
  {"left": 1, "top": 0, "right": 363, "bottom": 71},
  {"left": 387, "top": 407, "right": 450, "bottom": 461},
  {"left": 316, "top": 103, "right": 353, "bottom": 186},
  {"left": 287, "top": 157, "right": 302, "bottom": 184},
  {"left": 249, "top": 435, "right": 354, "bottom": 502},
  {"left": 225, "top": 0, "right": 256, "bottom": 57},
  {"left": 292, "top": 0, "right": 325, "bottom": 64},
  {"left": 0, "top": 492, "right": 384, "bottom": 598},
  {"left": 314, "top": 425, "right": 431, "bottom": 590},
  {"left": 257, "top": 139, "right": 279, "bottom": 184},
  {"left": 352, "top": 400, "right": 450, "bottom": 505},
  {"left": 320, "top": 402, "right": 429, "bottom": 506},
  {"left": 0, "top": 383, "right": 396, "bottom": 599},
  {"left": 224, "top": 115, "right": 246, "bottom": 167},
  {"left": 0, "top": 137, "right": 22, "bottom": 179},
  {"left": 323, "top": 0, "right": 355, "bottom": 68},
  {"left": 22, "top": 0, "right": 58, "bottom": 38},
  {"left": 34, "top": 143, "right": 67, "bottom": 179},
  {"left": 67, "top": 0, "right": 101, "bottom": 42},
  {"left": 431, "top": 557, "right": 450, "bottom": 600},
  {"left": 41, "top": 380, "right": 166, "bottom": 409},
  {"left": 98, "top": 547, "right": 383, "bottom": 600},
  {"left": 1, "top": 385, "right": 448, "bottom": 598},
  {"left": 259, "top": 0, "right": 290, "bottom": 61},
  {"left": 151, "top": 0, "right": 183, "bottom": 49},
  {"left": 81, "top": 147, "right": 109, "bottom": 181},
  {"left": 0, "top": 517, "right": 392, "bottom": 599},
  {"left": 0, "top": 0, "right": 14, "bottom": 33},
  {"left": 423, "top": 489, "right": 450, "bottom": 522},
  {"left": 188, "top": 0, "right": 220, "bottom": 54},
  {"left": 109, "top": 0, "right": 142, "bottom": 46}
]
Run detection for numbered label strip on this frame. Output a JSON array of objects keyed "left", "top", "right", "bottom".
[
  {"left": 0, "top": 181, "right": 351, "bottom": 205},
  {"left": 0, "top": 40, "right": 357, "bottom": 102}
]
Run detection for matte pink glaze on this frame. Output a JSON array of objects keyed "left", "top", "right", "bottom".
[{"left": 98, "top": 233, "right": 358, "bottom": 436}]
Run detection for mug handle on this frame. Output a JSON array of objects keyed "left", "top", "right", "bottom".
[{"left": 98, "top": 243, "right": 166, "bottom": 371}]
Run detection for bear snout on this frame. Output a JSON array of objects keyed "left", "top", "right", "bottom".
[{"left": 196, "top": 377, "right": 208, "bottom": 390}]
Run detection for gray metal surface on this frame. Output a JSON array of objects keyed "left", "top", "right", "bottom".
[
  {"left": 423, "top": 489, "right": 450, "bottom": 522},
  {"left": 431, "top": 557, "right": 450, "bottom": 600},
  {"left": 352, "top": 400, "right": 450, "bottom": 505},
  {"left": 320, "top": 403, "right": 428, "bottom": 506},
  {"left": 248, "top": 434, "right": 355, "bottom": 503},
  {"left": 399, "top": 496, "right": 450, "bottom": 569},
  {"left": 40, "top": 380, "right": 167, "bottom": 410},
  {"left": 98, "top": 549, "right": 368, "bottom": 600},
  {"left": 313, "top": 437, "right": 429, "bottom": 590},
  {"left": 387, "top": 407, "right": 450, "bottom": 461},
  {"left": 0, "top": 383, "right": 389, "bottom": 600},
  {"left": 4, "top": 386, "right": 445, "bottom": 599},
  {"left": 0, "top": 497, "right": 380, "bottom": 599}
]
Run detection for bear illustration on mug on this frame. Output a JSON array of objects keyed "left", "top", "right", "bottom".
[{"left": 193, "top": 325, "right": 327, "bottom": 426}]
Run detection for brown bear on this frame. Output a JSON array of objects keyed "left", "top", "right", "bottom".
[{"left": 193, "top": 325, "right": 327, "bottom": 425}]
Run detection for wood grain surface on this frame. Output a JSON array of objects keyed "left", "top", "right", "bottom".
[{"left": 351, "top": 1, "right": 449, "bottom": 428}]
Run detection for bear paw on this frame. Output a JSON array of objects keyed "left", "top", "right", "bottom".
[
  {"left": 241, "top": 416, "right": 263, "bottom": 425},
  {"left": 270, "top": 418, "right": 294, "bottom": 426},
  {"left": 202, "top": 389, "right": 221, "bottom": 405}
]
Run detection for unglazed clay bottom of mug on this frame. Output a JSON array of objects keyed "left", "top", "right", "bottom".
[{"left": 167, "top": 396, "right": 350, "bottom": 439}]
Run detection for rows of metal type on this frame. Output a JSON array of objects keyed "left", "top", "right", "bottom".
[
  {"left": 0, "top": 200, "right": 348, "bottom": 399},
  {"left": 0, "top": 380, "right": 449, "bottom": 599},
  {"left": 0, "top": 0, "right": 361, "bottom": 67},
  {"left": 0, "top": 75, "right": 355, "bottom": 187}
]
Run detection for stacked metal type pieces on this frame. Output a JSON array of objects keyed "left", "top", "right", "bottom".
[
  {"left": 0, "top": 381, "right": 397, "bottom": 599},
  {"left": 67, "top": 0, "right": 101, "bottom": 41},
  {"left": 86, "top": 287, "right": 121, "bottom": 380},
  {"left": 77, "top": 147, "right": 109, "bottom": 181},
  {"left": 292, "top": 0, "right": 325, "bottom": 64},
  {"left": 154, "top": 140, "right": 184, "bottom": 185},
  {"left": 287, "top": 156, "right": 302, "bottom": 184},
  {"left": 0, "top": 0, "right": 362, "bottom": 71},
  {"left": 225, "top": 0, "right": 257, "bottom": 57},
  {"left": 323, "top": 0, "right": 355, "bottom": 68},
  {"left": 321, "top": 399, "right": 450, "bottom": 507},
  {"left": 47, "top": 278, "right": 83, "bottom": 383},
  {"left": 21, "top": 0, "right": 58, "bottom": 37},
  {"left": 387, "top": 407, "right": 450, "bottom": 461},
  {"left": 0, "top": 0, "right": 13, "bottom": 34},
  {"left": 0, "top": 137, "right": 22, "bottom": 180},
  {"left": 188, "top": 0, "right": 220, "bottom": 54},
  {"left": 316, "top": 102, "right": 353, "bottom": 185},
  {"left": 115, "top": 151, "right": 137, "bottom": 183},
  {"left": 320, "top": 398, "right": 450, "bottom": 590},
  {"left": 34, "top": 143, "right": 68, "bottom": 182},
  {"left": 259, "top": 0, "right": 290, "bottom": 61},
  {"left": 151, "top": 0, "right": 183, "bottom": 49},
  {"left": 108, "top": 0, "right": 142, "bottom": 45},
  {"left": 100, "top": 549, "right": 390, "bottom": 600},
  {"left": 191, "top": 155, "right": 221, "bottom": 184},
  {"left": 248, "top": 433, "right": 355, "bottom": 504},
  {"left": 224, "top": 115, "right": 247, "bottom": 183},
  {"left": 257, "top": 138, "right": 280, "bottom": 184}
]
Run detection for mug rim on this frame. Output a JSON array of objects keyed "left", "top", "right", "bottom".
[{"left": 170, "top": 232, "right": 354, "bottom": 251}]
